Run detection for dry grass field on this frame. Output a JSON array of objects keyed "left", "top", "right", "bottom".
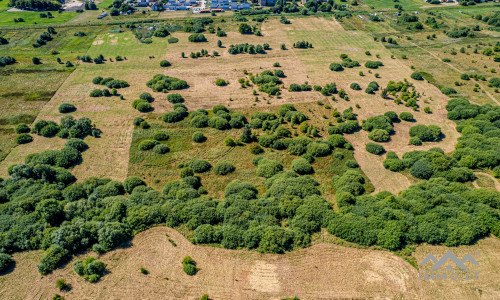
[
  {"left": 0, "top": 17, "right": 462, "bottom": 195},
  {"left": 1, "top": 226, "right": 500, "bottom": 300}
]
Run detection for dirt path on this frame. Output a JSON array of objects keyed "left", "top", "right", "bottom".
[
  {"left": 474, "top": 172, "right": 500, "bottom": 191},
  {"left": 409, "top": 41, "right": 500, "bottom": 106}
]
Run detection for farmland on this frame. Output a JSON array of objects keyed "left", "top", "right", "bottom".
[{"left": 0, "top": 1, "right": 500, "bottom": 299}]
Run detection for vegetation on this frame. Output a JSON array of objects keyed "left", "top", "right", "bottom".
[{"left": 74, "top": 257, "right": 107, "bottom": 283}]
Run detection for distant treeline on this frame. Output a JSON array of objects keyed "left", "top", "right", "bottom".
[{"left": 9, "top": 0, "right": 62, "bottom": 11}]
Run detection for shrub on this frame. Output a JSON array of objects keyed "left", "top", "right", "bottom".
[
  {"left": 147, "top": 74, "right": 188, "bottom": 92},
  {"left": 138, "top": 140, "right": 159, "bottom": 150},
  {"left": 249, "top": 144, "right": 263, "bottom": 154},
  {"left": 136, "top": 101, "right": 152, "bottom": 113},
  {"left": 37, "top": 246, "right": 71, "bottom": 275},
  {"left": 214, "top": 161, "right": 236, "bottom": 175},
  {"left": 410, "top": 72, "right": 423, "bottom": 80},
  {"left": 65, "top": 138, "right": 88, "bottom": 151},
  {"left": 215, "top": 79, "right": 227, "bottom": 86},
  {"left": 192, "top": 132, "right": 206, "bottom": 143},
  {"left": 89, "top": 89, "right": 102, "bottom": 97},
  {"left": 160, "top": 60, "right": 171, "bottom": 67},
  {"left": 14, "top": 123, "right": 30, "bottom": 134},
  {"left": 441, "top": 87, "right": 457, "bottom": 95},
  {"left": 74, "top": 257, "right": 107, "bottom": 283},
  {"left": 384, "top": 111, "right": 399, "bottom": 122},
  {"left": 133, "top": 117, "right": 145, "bottom": 126},
  {"left": 139, "top": 92, "right": 154, "bottom": 102},
  {"left": 224, "top": 137, "right": 237, "bottom": 147},
  {"left": 124, "top": 176, "right": 146, "bottom": 193},
  {"left": 16, "top": 133, "right": 33, "bottom": 144},
  {"left": 238, "top": 23, "right": 253, "bottom": 34},
  {"left": 153, "top": 132, "right": 169, "bottom": 141},
  {"left": 208, "top": 117, "right": 230, "bottom": 130},
  {"left": 256, "top": 159, "right": 283, "bottom": 178},
  {"left": 188, "top": 159, "right": 211, "bottom": 173},
  {"left": 328, "top": 134, "right": 347, "bottom": 148},
  {"left": 329, "top": 63, "right": 343, "bottom": 71},
  {"left": 460, "top": 74, "right": 470, "bottom": 80},
  {"left": 364, "top": 61, "right": 383, "bottom": 69},
  {"left": 399, "top": 112, "right": 413, "bottom": 121},
  {"left": 368, "top": 129, "right": 390, "bottom": 142},
  {"left": 191, "top": 115, "right": 209, "bottom": 128},
  {"left": 0, "top": 253, "right": 13, "bottom": 273},
  {"left": 307, "top": 142, "right": 331, "bottom": 157},
  {"left": 409, "top": 125, "right": 441, "bottom": 142},
  {"left": 350, "top": 83, "right": 361, "bottom": 90},
  {"left": 365, "top": 143, "right": 385, "bottom": 155},
  {"left": 410, "top": 159, "right": 432, "bottom": 179},
  {"left": 153, "top": 144, "right": 170, "bottom": 154},
  {"left": 409, "top": 136, "right": 422, "bottom": 145},
  {"left": 345, "top": 159, "right": 359, "bottom": 168},
  {"left": 188, "top": 33, "right": 207, "bottom": 42},
  {"left": 55, "top": 278, "right": 68, "bottom": 291},
  {"left": 167, "top": 94, "right": 184, "bottom": 103},
  {"left": 291, "top": 158, "right": 313, "bottom": 175},
  {"left": 182, "top": 256, "right": 198, "bottom": 275},
  {"left": 58, "top": 103, "right": 76, "bottom": 113}
]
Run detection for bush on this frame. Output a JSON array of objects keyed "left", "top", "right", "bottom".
[
  {"left": 167, "top": 93, "right": 184, "bottom": 103},
  {"left": 138, "top": 139, "right": 159, "bottom": 150},
  {"left": 133, "top": 117, "right": 145, "bottom": 126},
  {"left": 160, "top": 60, "right": 171, "bottom": 67},
  {"left": 188, "top": 33, "right": 207, "bottom": 42},
  {"left": 224, "top": 137, "right": 237, "bottom": 147},
  {"left": 365, "top": 61, "right": 383, "bottom": 69},
  {"left": 307, "top": 142, "right": 331, "bottom": 157},
  {"left": 410, "top": 72, "right": 423, "bottom": 80},
  {"left": 15, "top": 133, "right": 33, "bottom": 144},
  {"left": 139, "top": 92, "right": 154, "bottom": 102},
  {"left": 37, "top": 245, "right": 71, "bottom": 275},
  {"left": 238, "top": 23, "right": 253, "bottom": 34},
  {"left": 65, "top": 138, "right": 88, "bottom": 151},
  {"left": 409, "top": 125, "right": 441, "bottom": 142},
  {"left": 399, "top": 112, "right": 414, "bottom": 121},
  {"left": 192, "top": 132, "right": 206, "bottom": 143},
  {"left": 488, "top": 77, "right": 500, "bottom": 88},
  {"left": 188, "top": 159, "right": 211, "bottom": 173},
  {"left": 208, "top": 117, "right": 230, "bottom": 130},
  {"left": 441, "top": 87, "right": 457, "bottom": 95},
  {"left": 410, "top": 159, "right": 432, "bottom": 179},
  {"left": 14, "top": 123, "right": 30, "bottom": 134},
  {"left": 256, "top": 159, "right": 283, "bottom": 178},
  {"left": 384, "top": 111, "right": 399, "bottom": 122},
  {"left": 89, "top": 89, "right": 102, "bottom": 97},
  {"left": 214, "top": 161, "right": 236, "bottom": 175},
  {"left": 0, "top": 253, "right": 13, "bottom": 273},
  {"left": 191, "top": 115, "right": 209, "bottom": 128},
  {"left": 329, "top": 63, "right": 344, "bottom": 71},
  {"left": 74, "top": 257, "right": 107, "bottom": 283},
  {"left": 215, "top": 79, "right": 227, "bottom": 86},
  {"left": 345, "top": 159, "right": 359, "bottom": 168},
  {"left": 328, "top": 134, "right": 347, "bottom": 148},
  {"left": 147, "top": 74, "right": 188, "bottom": 92},
  {"left": 291, "top": 158, "right": 313, "bottom": 175},
  {"left": 182, "top": 256, "right": 198, "bottom": 275},
  {"left": 409, "top": 136, "right": 422, "bottom": 145},
  {"left": 153, "top": 144, "right": 170, "bottom": 154},
  {"left": 365, "top": 143, "right": 385, "bottom": 155},
  {"left": 368, "top": 129, "right": 390, "bottom": 142},
  {"left": 123, "top": 176, "right": 145, "bottom": 193},
  {"left": 350, "top": 83, "right": 361, "bottom": 90},
  {"left": 249, "top": 144, "right": 263, "bottom": 154},
  {"left": 136, "top": 101, "right": 152, "bottom": 113},
  {"left": 153, "top": 131, "right": 169, "bottom": 141},
  {"left": 58, "top": 103, "right": 76, "bottom": 113}
]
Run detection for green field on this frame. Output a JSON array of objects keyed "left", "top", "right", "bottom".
[{"left": 0, "top": 1, "right": 77, "bottom": 27}]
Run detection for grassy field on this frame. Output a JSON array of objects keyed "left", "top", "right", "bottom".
[
  {"left": 0, "top": 1, "right": 77, "bottom": 27},
  {"left": 361, "top": 0, "right": 424, "bottom": 11}
]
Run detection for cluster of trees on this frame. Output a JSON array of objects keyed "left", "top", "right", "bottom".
[
  {"left": 364, "top": 61, "right": 383, "bottom": 69},
  {"left": 288, "top": 82, "right": 312, "bottom": 92},
  {"left": 189, "top": 105, "right": 247, "bottom": 130},
  {"left": 228, "top": 43, "right": 270, "bottom": 55},
  {"left": 329, "top": 54, "right": 360, "bottom": 72},
  {"left": 409, "top": 124, "right": 442, "bottom": 144},
  {"left": 293, "top": 41, "right": 312, "bottom": 49},
  {"left": 362, "top": 114, "right": 394, "bottom": 143},
  {"left": 33, "top": 29, "right": 55, "bottom": 48},
  {"left": 163, "top": 103, "right": 188, "bottom": 123},
  {"left": 77, "top": 54, "right": 108, "bottom": 65},
  {"left": 382, "top": 80, "right": 420, "bottom": 110},
  {"left": 249, "top": 70, "right": 282, "bottom": 96},
  {"left": 146, "top": 74, "right": 188, "bottom": 92},
  {"left": 10, "top": 0, "right": 61, "bottom": 10},
  {"left": 74, "top": 257, "right": 107, "bottom": 282},
  {"left": 92, "top": 76, "right": 129, "bottom": 89},
  {"left": 445, "top": 27, "right": 476, "bottom": 38},
  {"left": 183, "top": 17, "right": 213, "bottom": 33},
  {"left": 30, "top": 116, "right": 100, "bottom": 139}
]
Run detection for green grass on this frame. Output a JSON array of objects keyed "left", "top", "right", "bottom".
[{"left": 0, "top": 1, "right": 77, "bottom": 27}]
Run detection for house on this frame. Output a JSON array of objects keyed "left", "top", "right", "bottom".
[{"left": 259, "top": 0, "right": 276, "bottom": 6}]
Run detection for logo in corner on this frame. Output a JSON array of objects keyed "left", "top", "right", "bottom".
[{"left": 418, "top": 251, "right": 479, "bottom": 281}]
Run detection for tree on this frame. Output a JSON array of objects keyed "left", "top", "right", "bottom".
[
  {"left": 32, "top": 57, "right": 41, "bottom": 64},
  {"left": 368, "top": 129, "right": 390, "bottom": 142},
  {"left": 0, "top": 253, "right": 13, "bottom": 273},
  {"left": 365, "top": 143, "right": 385, "bottom": 155},
  {"left": 160, "top": 60, "right": 171, "bottom": 67},
  {"left": 240, "top": 124, "right": 253, "bottom": 143},
  {"left": 217, "top": 40, "right": 222, "bottom": 47},
  {"left": 410, "top": 159, "right": 433, "bottom": 179},
  {"left": 238, "top": 23, "right": 253, "bottom": 34},
  {"left": 291, "top": 158, "right": 313, "bottom": 175},
  {"left": 214, "top": 161, "right": 236, "bottom": 175},
  {"left": 58, "top": 103, "right": 76, "bottom": 113}
]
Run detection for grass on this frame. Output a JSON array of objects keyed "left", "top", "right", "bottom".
[
  {"left": 0, "top": 0, "right": 77, "bottom": 27},
  {"left": 361, "top": 0, "right": 424, "bottom": 11}
]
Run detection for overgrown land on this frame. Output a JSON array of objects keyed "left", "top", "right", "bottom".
[{"left": 0, "top": 0, "right": 500, "bottom": 299}]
